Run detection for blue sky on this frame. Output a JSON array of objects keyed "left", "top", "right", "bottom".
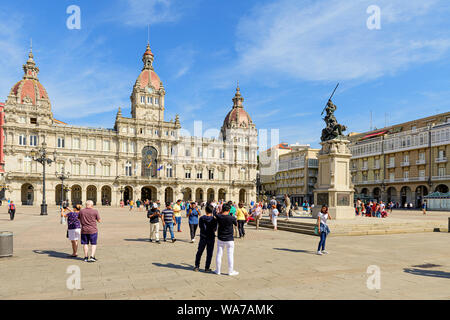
[{"left": 1, "top": 0, "right": 450, "bottom": 149}]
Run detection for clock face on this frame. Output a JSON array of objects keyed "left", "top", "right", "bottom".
[{"left": 146, "top": 87, "right": 153, "bottom": 94}]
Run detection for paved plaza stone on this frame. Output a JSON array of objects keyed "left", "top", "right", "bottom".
[{"left": 0, "top": 206, "right": 449, "bottom": 300}]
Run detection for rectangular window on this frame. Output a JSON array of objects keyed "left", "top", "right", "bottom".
[
  {"left": 389, "top": 172, "right": 395, "bottom": 181},
  {"left": 30, "top": 118, "right": 37, "bottom": 125},
  {"left": 23, "top": 156, "right": 32, "bottom": 173},
  {"left": 103, "top": 140, "right": 110, "bottom": 152},
  {"left": 29, "top": 135, "right": 37, "bottom": 146},
  {"left": 197, "top": 147, "right": 202, "bottom": 157},
  {"left": 208, "top": 169, "right": 214, "bottom": 180},
  {"left": 155, "top": 98, "right": 160, "bottom": 105},
  {"left": 72, "top": 163, "right": 80, "bottom": 175},
  {"left": 419, "top": 152, "right": 425, "bottom": 161},
  {"left": 166, "top": 166, "right": 173, "bottom": 178},
  {"left": 141, "top": 96, "right": 145, "bottom": 103},
  {"left": 88, "top": 138, "right": 96, "bottom": 151},
  {"left": 88, "top": 164, "right": 96, "bottom": 176},
  {"left": 125, "top": 163, "right": 132, "bottom": 176},
  {"left": 220, "top": 149, "right": 224, "bottom": 159},
  {"left": 130, "top": 142, "right": 136, "bottom": 153},
  {"left": 185, "top": 148, "right": 191, "bottom": 157},
  {"left": 19, "top": 135, "right": 26, "bottom": 146},
  {"left": 185, "top": 170, "right": 191, "bottom": 179},
  {"left": 438, "top": 167, "right": 445, "bottom": 177},
  {"left": 72, "top": 137, "right": 80, "bottom": 149},
  {"left": 197, "top": 172, "right": 203, "bottom": 179},
  {"left": 419, "top": 169, "right": 425, "bottom": 177},
  {"left": 57, "top": 137, "right": 65, "bottom": 148},
  {"left": 103, "top": 164, "right": 111, "bottom": 176},
  {"left": 389, "top": 157, "right": 395, "bottom": 166},
  {"left": 122, "top": 142, "right": 128, "bottom": 153},
  {"left": 220, "top": 171, "right": 225, "bottom": 180}
]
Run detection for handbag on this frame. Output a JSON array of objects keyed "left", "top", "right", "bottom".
[
  {"left": 314, "top": 226, "right": 319, "bottom": 235},
  {"left": 60, "top": 215, "right": 67, "bottom": 225}
]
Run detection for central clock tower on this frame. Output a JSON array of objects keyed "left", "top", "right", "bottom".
[{"left": 130, "top": 43, "right": 166, "bottom": 121}]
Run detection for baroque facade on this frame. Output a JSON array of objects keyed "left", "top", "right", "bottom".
[
  {"left": 1, "top": 44, "right": 258, "bottom": 206},
  {"left": 349, "top": 112, "right": 450, "bottom": 207}
]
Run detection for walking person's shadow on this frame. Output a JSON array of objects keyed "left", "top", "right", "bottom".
[
  {"left": 33, "top": 250, "right": 83, "bottom": 260},
  {"left": 152, "top": 262, "right": 194, "bottom": 270},
  {"left": 273, "top": 248, "right": 314, "bottom": 254}
]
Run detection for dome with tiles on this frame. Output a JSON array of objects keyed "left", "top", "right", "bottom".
[
  {"left": 223, "top": 86, "right": 254, "bottom": 129},
  {"left": 9, "top": 49, "right": 49, "bottom": 105}
]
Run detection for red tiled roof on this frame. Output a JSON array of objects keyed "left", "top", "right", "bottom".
[{"left": 139, "top": 69, "right": 161, "bottom": 90}]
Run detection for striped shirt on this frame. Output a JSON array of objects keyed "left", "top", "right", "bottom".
[{"left": 161, "top": 209, "right": 174, "bottom": 223}]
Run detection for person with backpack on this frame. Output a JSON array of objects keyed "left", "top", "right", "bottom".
[{"left": 8, "top": 200, "right": 16, "bottom": 220}]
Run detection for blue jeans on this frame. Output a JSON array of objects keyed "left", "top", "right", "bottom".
[
  {"left": 163, "top": 222, "right": 175, "bottom": 240},
  {"left": 318, "top": 224, "right": 329, "bottom": 251},
  {"left": 318, "top": 231, "right": 327, "bottom": 251},
  {"left": 175, "top": 217, "right": 182, "bottom": 231}
]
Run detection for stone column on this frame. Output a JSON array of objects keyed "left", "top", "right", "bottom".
[{"left": 312, "top": 138, "right": 355, "bottom": 220}]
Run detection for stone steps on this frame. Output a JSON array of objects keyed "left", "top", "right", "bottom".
[{"left": 249, "top": 218, "right": 448, "bottom": 236}]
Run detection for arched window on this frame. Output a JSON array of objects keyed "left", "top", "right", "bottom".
[{"left": 142, "top": 146, "right": 158, "bottom": 177}]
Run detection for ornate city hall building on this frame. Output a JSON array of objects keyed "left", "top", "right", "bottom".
[{"left": 1, "top": 44, "right": 258, "bottom": 206}]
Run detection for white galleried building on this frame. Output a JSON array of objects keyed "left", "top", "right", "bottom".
[{"left": 2, "top": 44, "right": 258, "bottom": 206}]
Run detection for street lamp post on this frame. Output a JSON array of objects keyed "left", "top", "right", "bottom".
[
  {"left": 31, "top": 141, "right": 56, "bottom": 215},
  {"left": 56, "top": 167, "right": 70, "bottom": 208}
]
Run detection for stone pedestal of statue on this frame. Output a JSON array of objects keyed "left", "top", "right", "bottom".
[{"left": 312, "top": 138, "right": 355, "bottom": 220}]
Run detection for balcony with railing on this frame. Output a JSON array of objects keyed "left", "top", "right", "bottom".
[
  {"left": 386, "top": 162, "right": 395, "bottom": 168},
  {"left": 401, "top": 161, "right": 410, "bottom": 167},
  {"left": 416, "top": 159, "right": 426, "bottom": 165},
  {"left": 435, "top": 157, "right": 448, "bottom": 163},
  {"left": 432, "top": 174, "right": 450, "bottom": 181}
]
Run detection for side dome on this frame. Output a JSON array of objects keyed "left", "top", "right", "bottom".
[
  {"left": 223, "top": 85, "right": 254, "bottom": 129},
  {"left": 8, "top": 48, "right": 50, "bottom": 105}
]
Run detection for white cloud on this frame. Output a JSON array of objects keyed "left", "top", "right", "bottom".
[{"left": 229, "top": 0, "right": 450, "bottom": 83}]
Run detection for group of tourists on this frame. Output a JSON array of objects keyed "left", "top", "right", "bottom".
[
  {"left": 355, "top": 198, "right": 390, "bottom": 218},
  {"left": 51, "top": 193, "right": 331, "bottom": 269},
  {"left": 144, "top": 199, "right": 265, "bottom": 275}
]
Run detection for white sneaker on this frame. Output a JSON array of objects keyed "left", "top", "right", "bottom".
[
  {"left": 191, "top": 239, "right": 195, "bottom": 243},
  {"left": 322, "top": 250, "right": 329, "bottom": 254},
  {"left": 229, "top": 271, "right": 239, "bottom": 276},
  {"left": 317, "top": 251, "right": 322, "bottom": 255},
  {"left": 214, "top": 270, "right": 221, "bottom": 275}
]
